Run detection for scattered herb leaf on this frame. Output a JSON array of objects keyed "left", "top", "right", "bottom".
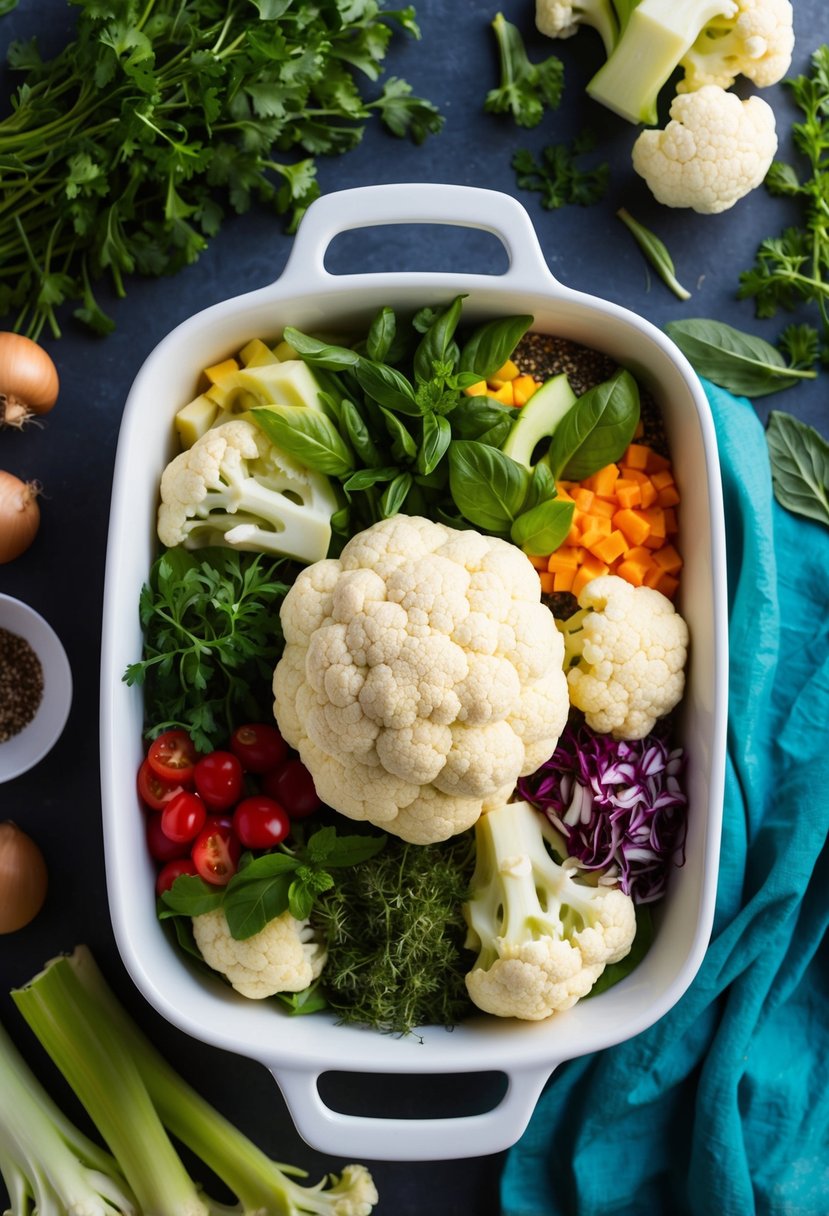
[
  {"left": 617, "top": 208, "right": 691, "bottom": 301},
  {"left": 665, "top": 319, "right": 818, "bottom": 397},
  {"left": 484, "top": 11, "right": 564, "bottom": 128},
  {"left": 512, "top": 132, "right": 609, "bottom": 210},
  {"left": 766, "top": 410, "right": 829, "bottom": 528}
]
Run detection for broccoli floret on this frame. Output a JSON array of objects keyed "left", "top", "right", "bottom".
[{"left": 463, "top": 800, "right": 637, "bottom": 1020}]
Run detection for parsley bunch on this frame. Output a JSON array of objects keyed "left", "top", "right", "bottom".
[
  {"left": 123, "top": 546, "right": 291, "bottom": 751},
  {"left": 0, "top": 0, "right": 442, "bottom": 340},
  {"left": 738, "top": 45, "right": 829, "bottom": 365}
]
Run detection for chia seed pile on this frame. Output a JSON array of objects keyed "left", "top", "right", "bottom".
[{"left": 0, "top": 627, "right": 44, "bottom": 742}]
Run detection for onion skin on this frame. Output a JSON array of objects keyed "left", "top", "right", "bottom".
[
  {"left": 0, "top": 332, "right": 59, "bottom": 428},
  {"left": 0, "top": 821, "right": 48, "bottom": 933},
  {"left": 0, "top": 471, "right": 41, "bottom": 563}
]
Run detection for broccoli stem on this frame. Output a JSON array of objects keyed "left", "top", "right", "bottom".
[{"left": 586, "top": 0, "right": 737, "bottom": 124}]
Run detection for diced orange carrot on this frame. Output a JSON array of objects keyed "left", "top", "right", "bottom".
[
  {"left": 489, "top": 382, "right": 515, "bottom": 406},
  {"left": 619, "top": 466, "right": 649, "bottom": 485},
  {"left": 638, "top": 479, "right": 658, "bottom": 508},
  {"left": 579, "top": 526, "right": 607, "bottom": 551},
  {"left": 663, "top": 507, "right": 678, "bottom": 535},
  {"left": 645, "top": 449, "right": 672, "bottom": 474},
  {"left": 528, "top": 552, "right": 549, "bottom": 571},
  {"left": 572, "top": 564, "right": 606, "bottom": 597},
  {"left": 622, "top": 443, "right": 651, "bottom": 470},
  {"left": 654, "top": 572, "right": 680, "bottom": 600},
  {"left": 588, "top": 497, "right": 616, "bottom": 520},
  {"left": 553, "top": 568, "right": 576, "bottom": 592},
  {"left": 538, "top": 571, "right": 556, "bottom": 595},
  {"left": 616, "top": 556, "right": 653, "bottom": 587},
  {"left": 572, "top": 486, "right": 596, "bottom": 513},
  {"left": 653, "top": 544, "right": 683, "bottom": 575},
  {"left": 583, "top": 513, "right": 612, "bottom": 537},
  {"left": 612, "top": 508, "right": 651, "bottom": 547},
  {"left": 547, "top": 548, "right": 580, "bottom": 574},
  {"left": 512, "top": 375, "right": 541, "bottom": 406},
  {"left": 464, "top": 380, "right": 488, "bottom": 396},
  {"left": 649, "top": 468, "right": 674, "bottom": 491},
  {"left": 566, "top": 521, "right": 582, "bottom": 545},
  {"left": 591, "top": 530, "right": 628, "bottom": 564},
  {"left": 643, "top": 565, "right": 664, "bottom": 589},
  {"left": 582, "top": 463, "right": 620, "bottom": 499},
  {"left": 657, "top": 484, "right": 681, "bottom": 508},
  {"left": 615, "top": 479, "right": 643, "bottom": 509},
  {"left": 625, "top": 545, "right": 654, "bottom": 565},
  {"left": 488, "top": 359, "right": 520, "bottom": 386}
]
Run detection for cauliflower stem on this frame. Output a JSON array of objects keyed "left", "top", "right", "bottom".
[
  {"left": 12, "top": 947, "right": 378, "bottom": 1216},
  {"left": 464, "top": 801, "right": 637, "bottom": 1020}
]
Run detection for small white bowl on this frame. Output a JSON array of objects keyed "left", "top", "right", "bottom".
[{"left": 0, "top": 594, "right": 72, "bottom": 783}]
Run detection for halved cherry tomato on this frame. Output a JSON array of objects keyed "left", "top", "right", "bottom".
[
  {"left": 146, "top": 814, "right": 190, "bottom": 863},
  {"left": 232, "top": 795, "right": 290, "bottom": 850},
  {"left": 147, "top": 730, "right": 197, "bottom": 785},
  {"left": 230, "top": 723, "right": 289, "bottom": 774},
  {"left": 160, "top": 791, "right": 207, "bottom": 844},
  {"left": 193, "top": 750, "right": 244, "bottom": 811},
  {"left": 137, "top": 759, "right": 185, "bottom": 812},
  {"left": 191, "top": 817, "right": 241, "bottom": 886},
  {"left": 261, "top": 758, "right": 321, "bottom": 819},
  {"left": 155, "top": 858, "right": 198, "bottom": 897}
]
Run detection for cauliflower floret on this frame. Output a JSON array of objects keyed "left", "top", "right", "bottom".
[
  {"left": 558, "top": 574, "right": 689, "bottom": 740},
  {"left": 157, "top": 418, "right": 337, "bottom": 563},
  {"left": 535, "top": 0, "right": 619, "bottom": 55},
  {"left": 631, "top": 85, "right": 777, "bottom": 214},
  {"left": 679, "top": 0, "right": 794, "bottom": 91},
  {"left": 464, "top": 800, "right": 637, "bottom": 1020},
  {"left": 192, "top": 907, "right": 326, "bottom": 1000},
  {"left": 273, "top": 516, "right": 570, "bottom": 845}
]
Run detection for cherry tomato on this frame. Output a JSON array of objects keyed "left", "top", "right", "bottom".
[
  {"left": 193, "top": 750, "right": 244, "bottom": 811},
  {"left": 232, "top": 796, "right": 290, "bottom": 850},
  {"left": 155, "top": 858, "right": 198, "bottom": 897},
  {"left": 137, "top": 759, "right": 185, "bottom": 811},
  {"left": 147, "top": 730, "right": 197, "bottom": 785},
  {"left": 191, "top": 817, "right": 241, "bottom": 886},
  {"left": 261, "top": 758, "right": 321, "bottom": 819},
  {"left": 160, "top": 791, "right": 207, "bottom": 844},
  {"left": 230, "top": 723, "right": 288, "bottom": 774},
  {"left": 146, "top": 814, "right": 190, "bottom": 863}
]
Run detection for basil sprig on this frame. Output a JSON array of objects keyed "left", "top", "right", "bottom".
[{"left": 665, "top": 319, "right": 818, "bottom": 398}]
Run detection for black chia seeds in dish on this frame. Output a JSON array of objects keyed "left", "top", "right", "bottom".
[{"left": 0, "top": 628, "right": 44, "bottom": 742}]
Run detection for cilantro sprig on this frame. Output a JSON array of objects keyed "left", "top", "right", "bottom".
[{"left": 0, "top": 0, "right": 442, "bottom": 340}]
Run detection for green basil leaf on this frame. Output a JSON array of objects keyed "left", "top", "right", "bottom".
[
  {"left": 450, "top": 395, "right": 515, "bottom": 446},
  {"left": 282, "top": 327, "right": 360, "bottom": 371},
  {"left": 510, "top": 498, "right": 574, "bottom": 555},
  {"left": 418, "top": 412, "right": 452, "bottom": 475},
  {"left": 224, "top": 873, "right": 292, "bottom": 940},
  {"left": 458, "top": 314, "right": 533, "bottom": 379},
  {"left": 251, "top": 405, "right": 354, "bottom": 476},
  {"left": 341, "top": 398, "right": 384, "bottom": 467},
  {"left": 546, "top": 368, "right": 640, "bottom": 481},
  {"left": 448, "top": 440, "right": 530, "bottom": 532},
  {"left": 766, "top": 410, "right": 829, "bottom": 528},
  {"left": 366, "top": 306, "right": 397, "bottom": 363},
  {"left": 354, "top": 359, "right": 420, "bottom": 414},
  {"left": 525, "top": 461, "right": 557, "bottom": 510},
  {"left": 343, "top": 465, "right": 399, "bottom": 491},
  {"left": 288, "top": 878, "right": 316, "bottom": 922},
  {"left": 318, "top": 832, "right": 387, "bottom": 868},
  {"left": 664, "top": 319, "right": 817, "bottom": 397},
  {"left": 331, "top": 505, "right": 350, "bottom": 535},
  {"left": 158, "top": 874, "right": 226, "bottom": 920},
  {"left": 380, "top": 470, "right": 414, "bottom": 516},
  {"left": 228, "top": 851, "right": 300, "bottom": 879},
  {"left": 380, "top": 406, "right": 418, "bottom": 461},
  {"left": 413, "top": 294, "right": 465, "bottom": 383}
]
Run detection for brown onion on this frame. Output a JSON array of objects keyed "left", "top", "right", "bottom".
[
  {"left": 0, "top": 821, "right": 48, "bottom": 933},
  {"left": 0, "top": 332, "right": 59, "bottom": 428},
  {"left": 0, "top": 471, "right": 40, "bottom": 563}
]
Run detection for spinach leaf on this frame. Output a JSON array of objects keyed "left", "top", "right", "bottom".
[
  {"left": 766, "top": 410, "right": 829, "bottom": 528},
  {"left": 546, "top": 368, "right": 640, "bottom": 480},
  {"left": 251, "top": 405, "right": 354, "bottom": 476},
  {"left": 448, "top": 440, "right": 530, "bottom": 532},
  {"left": 459, "top": 313, "right": 534, "bottom": 380},
  {"left": 665, "top": 319, "right": 817, "bottom": 397},
  {"left": 510, "top": 498, "right": 574, "bottom": 555}
]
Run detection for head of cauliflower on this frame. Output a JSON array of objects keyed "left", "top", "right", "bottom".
[{"left": 273, "top": 516, "right": 569, "bottom": 844}]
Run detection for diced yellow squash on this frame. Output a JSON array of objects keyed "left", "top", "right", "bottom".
[
  {"left": 487, "top": 358, "right": 520, "bottom": 386},
  {"left": 202, "top": 358, "right": 239, "bottom": 385},
  {"left": 175, "top": 394, "right": 220, "bottom": 449},
  {"left": 240, "top": 338, "right": 279, "bottom": 367},
  {"left": 273, "top": 339, "right": 299, "bottom": 361}
]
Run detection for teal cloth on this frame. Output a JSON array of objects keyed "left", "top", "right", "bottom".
[{"left": 500, "top": 382, "right": 829, "bottom": 1216}]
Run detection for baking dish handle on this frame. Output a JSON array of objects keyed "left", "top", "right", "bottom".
[
  {"left": 278, "top": 182, "right": 558, "bottom": 291},
  {"left": 269, "top": 1061, "right": 554, "bottom": 1161}
]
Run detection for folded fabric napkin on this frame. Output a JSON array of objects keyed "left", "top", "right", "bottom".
[{"left": 500, "top": 381, "right": 829, "bottom": 1216}]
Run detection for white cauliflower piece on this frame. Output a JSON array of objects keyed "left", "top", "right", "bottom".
[
  {"left": 157, "top": 418, "right": 337, "bottom": 563},
  {"left": 464, "top": 800, "right": 637, "bottom": 1020},
  {"left": 632, "top": 85, "right": 777, "bottom": 214},
  {"left": 192, "top": 907, "right": 326, "bottom": 1000},
  {"left": 679, "top": 0, "right": 794, "bottom": 91},
  {"left": 273, "top": 516, "right": 570, "bottom": 845},
  {"left": 535, "top": 0, "right": 619, "bottom": 55},
  {"left": 558, "top": 574, "right": 689, "bottom": 741}
]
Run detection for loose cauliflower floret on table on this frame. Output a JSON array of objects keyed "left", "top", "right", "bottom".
[
  {"left": 632, "top": 86, "right": 777, "bottom": 214},
  {"left": 678, "top": 0, "right": 794, "bottom": 93},
  {"left": 273, "top": 516, "right": 570, "bottom": 845},
  {"left": 192, "top": 907, "right": 326, "bottom": 1000},
  {"left": 558, "top": 574, "right": 689, "bottom": 740}
]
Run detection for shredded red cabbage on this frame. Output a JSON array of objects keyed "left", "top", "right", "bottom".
[{"left": 517, "top": 718, "right": 688, "bottom": 904}]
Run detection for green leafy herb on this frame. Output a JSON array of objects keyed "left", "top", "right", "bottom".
[
  {"left": 251, "top": 404, "right": 355, "bottom": 476},
  {"left": 765, "top": 410, "right": 829, "bottom": 528},
  {"left": 512, "top": 132, "right": 609, "bottom": 210},
  {"left": 484, "top": 12, "right": 564, "bottom": 128},
  {"left": 665, "top": 318, "right": 818, "bottom": 397},
  {"left": 737, "top": 45, "right": 829, "bottom": 358},
  {"left": 313, "top": 832, "right": 476, "bottom": 1035},
  {"left": 546, "top": 367, "right": 640, "bottom": 480},
  {"left": 510, "top": 497, "right": 574, "bottom": 555},
  {"left": 448, "top": 440, "right": 530, "bottom": 533},
  {"left": 122, "top": 547, "right": 290, "bottom": 752},
  {"left": 617, "top": 208, "right": 691, "bottom": 301},
  {"left": 0, "top": 0, "right": 442, "bottom": 339}
]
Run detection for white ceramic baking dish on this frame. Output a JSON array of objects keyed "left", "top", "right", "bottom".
[{"left": 100, "top": 182, "right": 727, "bottom": 1162}]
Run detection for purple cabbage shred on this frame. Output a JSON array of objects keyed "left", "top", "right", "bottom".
[{"left": 517, "top": 718, "right": 688, "bottom": 904}]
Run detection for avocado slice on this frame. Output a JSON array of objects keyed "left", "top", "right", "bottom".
[{"left": 501, "top": 373, "right": 577, "bottom": 471}]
